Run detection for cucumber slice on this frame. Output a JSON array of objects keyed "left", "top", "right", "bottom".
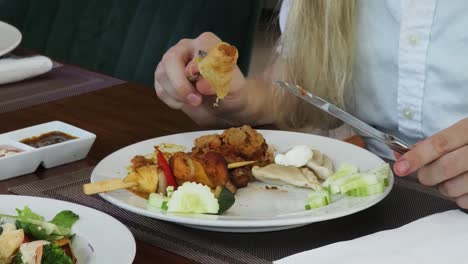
[
  {"left": 323, "top": 163, "right": 359, "bottom": 187},
  {"left": 326, "top": 173, "right": 365, "bottom": 195},
  {"left": 346, "top": 181, "right": 385, "bottom": 197},
  {"left": 338, "top": 173, "right": 380, "bottom": 194},
  {"left": 147, "top": 193, "right": 169, "bottom": 210},
  {"left": 369, "top": 163, "right": 391, "bottom": 187},
  {"left": 166, "top": 182, "right": 219, "bottom": 214},
  {"left": 305, "top": 190, "right": 331, "bottom": 210},
  {"left": 217, "top": 186, "right": 235, "bottom": 214},
  {"left": 304, "top": 162, "right": 391, "bottom": 210}
]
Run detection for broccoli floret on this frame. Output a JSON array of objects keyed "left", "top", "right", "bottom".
[
  {"left": 41, "top": 244, "right": 73, "bottom": 264},
  {"left": 12, "top": 252, "right": 24, "bottom": 264}
]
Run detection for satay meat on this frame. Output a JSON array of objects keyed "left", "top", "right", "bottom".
[
  {"left": 191, "top": 125, "right": 271, "bottom": 188},
  {"left": 169, "top": 151, "right": 237, "bottom": 193}
]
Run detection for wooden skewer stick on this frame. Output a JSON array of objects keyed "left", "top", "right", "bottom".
[
  {"left": 83, "top": 179, "right": 138, "bottom": 195},
  {"left": 227, "top": 161, "right": 256, "bottom": 169},
  {"left": 84, "top": 161, "right": 256, "bottom": 195}
]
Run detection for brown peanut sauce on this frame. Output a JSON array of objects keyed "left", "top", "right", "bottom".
[{"left": 21, "top": 131, "right": 77, "bottom": 148}]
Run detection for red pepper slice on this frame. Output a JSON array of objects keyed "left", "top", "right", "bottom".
[{"left": 155, "top": 147, "right": 178, "bottom": 189}]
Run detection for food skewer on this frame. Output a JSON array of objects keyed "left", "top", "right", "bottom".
[
  {"left": 83, "top": 178, "right": 139, "bottom": 195},
  {"left": 227, "top": 161, "right": 256, "bottom": 169},
  {"left": 83, "top": 161, "right": 256, "bottom": 195}
]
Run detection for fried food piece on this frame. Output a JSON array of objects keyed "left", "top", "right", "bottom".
[
  {"left": 193, "top": 134, "right": 222, "bottom": 152},
  {"left": 196, "top": 152, "right": 229, "bottom": 187},
  {"left": 229, "top": 167, "right": 251, "bottom": 188},
  {"left": 135, "top": 165, "right": 159, "bottom": 193},
  {"left": 124, "top": 165, "right": 159, "bottom": 194},
  {"left": 191, "top": 126, "right": 272, "bottom": 188},
  {"left": 169, "top": 152, "right": 236, "bottom": 193},
  {"left": 220, "top": 125, "right": 268, "bottom": 160},
  {"left": 192, "top": 126, "right": 269, "bottom": 161},
  {"left": 0, "top": 226, "right": 24, "bottom": 262},
  {"left": 169, "top": 152, "right": 216, "bottom": 188},
  {"left": 131, "top": 155, "right": 154, "bottom": 171},
  {"left": 195, "top": 42, "right": 239, "bottom": 99},
  {"left": 193, "top": 136, "right": 241, "bottom": 164}
]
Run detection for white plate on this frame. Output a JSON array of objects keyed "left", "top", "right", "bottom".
[
  {"left": 0, "top": 21, "right": 21, "bottom": 57},
  {"left": 0, "top": 195, "right": 136, "bottom": 263},
  {"left": 92, "top": 130, "right": 393, "bottom": 233}
]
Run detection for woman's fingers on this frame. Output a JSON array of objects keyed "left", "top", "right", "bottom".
[
  {"left": 455, "top": 194, "right": 468, "bottom": 209},
  {"left": 417, "top": 145, "right": 468, "bottom": 186},
  {"left": 186, "top": 61, "right": 200, "bottom": 82},
  {"left": 195, "top": 78, "right": 216, "bottom": 96},
  {"left": 163, "top": 43, "right": 202, "bottom": 106},
  {"left": 394, "top": 118, "right": 468, "bottom": 176},
  {"left": 393, "top": 151, "right": 402, "bottom": 160},
  {"left": 185, "top": 59, "right": 216, "bottom": 96},
  {"left": 438, "top": 172, "right": 468, "bottom": 198},
  {"left": 155, "top": 81, "right": 184, "bottom": 109}
]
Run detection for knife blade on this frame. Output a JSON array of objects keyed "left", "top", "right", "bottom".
[{"left": 275, "top": 80, "right": 412, "bottom": 154}]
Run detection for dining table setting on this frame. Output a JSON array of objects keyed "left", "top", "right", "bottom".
[{"left": 0, "top": 20, "right": 467, "bottom": 264}]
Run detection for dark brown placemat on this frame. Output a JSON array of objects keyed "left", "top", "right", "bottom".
[
  {"left": 0, "top": 64, "right": 124, "bottom": 113},
  {"left": 9, "top": 167, "right": 458, "bottom": 264}
]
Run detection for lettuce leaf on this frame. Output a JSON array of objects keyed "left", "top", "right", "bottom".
[
  {"left": 0, "top": 206, "right": 79, "bottom": 241},
  {"left": 50, "top": 210, "right": 79, "bottom": 229}
]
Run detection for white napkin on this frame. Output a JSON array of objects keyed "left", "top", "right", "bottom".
[
  {"left": 0, "top": 55, "right": 53, "bottom": 85},
  {"left": 275, "top": 210, "right": 468, "bottom": 264}
]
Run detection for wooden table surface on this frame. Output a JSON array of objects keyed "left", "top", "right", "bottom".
[{"left": 0, "top": 82, "right": 200, "bottom": 264}]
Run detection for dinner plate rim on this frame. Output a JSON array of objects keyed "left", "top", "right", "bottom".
[
  {"left": 0, "top": 21, "right": 22, "bottom": 57},
  {"left": 92, "top": 129, "right": 393, "bottom": 229},
  {"left": 0, "top": 194, "right": 136, "bottom": 263}
]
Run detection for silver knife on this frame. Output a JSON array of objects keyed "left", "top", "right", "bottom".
[{"left": 275, "top": 81, "right": 412, "bottom": 154}]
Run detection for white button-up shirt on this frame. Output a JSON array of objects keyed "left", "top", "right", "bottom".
[{"left": 279, "top": 0, "right": 468, "bottom": 159}]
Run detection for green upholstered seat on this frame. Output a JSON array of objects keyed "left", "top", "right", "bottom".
[{"left": 0, "top": 0, "right": 262, "bottom": 86}]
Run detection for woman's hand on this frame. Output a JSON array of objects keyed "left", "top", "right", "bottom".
[
  {"left": 154, "top": 32, "right": 247, "bottom": 127},
  {"left": 393, "top": 118, "right": 468, "bottom": 208}
]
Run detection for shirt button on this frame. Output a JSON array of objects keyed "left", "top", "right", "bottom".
[
  {"left": 403, "top": 108, "right": 414, "bottom": 120},
  {"left": 408, "top": 34, "right": 418, "bottom": 46}
]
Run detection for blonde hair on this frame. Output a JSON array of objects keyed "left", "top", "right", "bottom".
[{"left": 273, "top": 0, "right": 357, "bottom": 130}]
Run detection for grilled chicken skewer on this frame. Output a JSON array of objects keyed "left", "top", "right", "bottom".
[{"left": 83, "top": 157, "right": 254, "bottom": 195}]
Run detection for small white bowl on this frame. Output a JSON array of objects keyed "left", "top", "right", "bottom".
[
  {"left": 0, "top": 137, "right": 42, "bottom": 180},
  {"left": 4, "top": 121, "right": 96, "bottom": 169}
]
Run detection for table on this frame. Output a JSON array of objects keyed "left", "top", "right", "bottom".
[{"left": 0, "top": 81, "right": 199, "bottom": 264}]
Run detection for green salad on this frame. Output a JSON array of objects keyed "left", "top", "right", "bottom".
[{"left": 0, "top": 207, "right": 79, "bottom": 264}]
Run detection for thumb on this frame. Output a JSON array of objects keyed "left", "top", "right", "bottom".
[{"left": 185, "top": 61, "right": 216, "bottom": 96}]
